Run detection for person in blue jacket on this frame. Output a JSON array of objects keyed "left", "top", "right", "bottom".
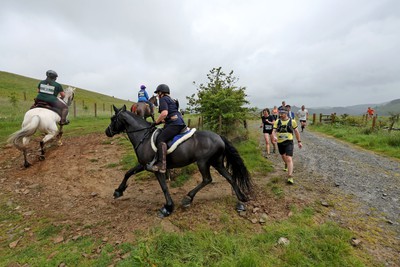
[{"left": 137, "top": 84, "right": 153, "bottom": 111}]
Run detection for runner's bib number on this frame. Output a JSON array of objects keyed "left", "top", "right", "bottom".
[
  {"left": 264, "top": 125, "right": 273, "bottom": 130},
  {"left": 39, "top": 84, "right": 55, "bottom": 95}
]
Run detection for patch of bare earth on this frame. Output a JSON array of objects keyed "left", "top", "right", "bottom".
[{"left": 0, "top": 131, "right": 398, "bottom": 266}]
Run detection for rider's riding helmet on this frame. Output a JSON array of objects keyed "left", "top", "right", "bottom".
[
  {"left": 46, "top": 70, "right": 58, "bottom": 80},
  {"left": 140, "top": 85, "right": 146, "bottom": 90},
  {"left": 154, "top": 84, "right": 170, "bottom": 94}
]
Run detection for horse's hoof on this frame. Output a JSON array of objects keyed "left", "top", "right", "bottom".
[
  {"left": 24, "top": 162, "right": 32, "bottom": 168},
  {"left": 113, "top": 190, "right": 123, "bottom": 198},
  {"left": 158, "top": 206, "right": 172, "bottom": 218},
  {"left": 236, "top": 202, "right": 246, "bottom": 212},
  {"left": 181, "top": 196, "right": 192, "bottom": 208},
  {"left": 39, "top": 155, "right": 45, "bottom": 161}
]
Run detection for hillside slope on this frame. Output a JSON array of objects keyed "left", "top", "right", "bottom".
[{"left": 0, "top": 71, "right": 134, "bottom": 110}]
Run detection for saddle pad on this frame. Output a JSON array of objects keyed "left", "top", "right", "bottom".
[{"left": 151, "top": 128, "right": 196, "bottom": 154}]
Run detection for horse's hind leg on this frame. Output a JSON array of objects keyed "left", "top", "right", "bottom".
[
  {"left": 182, "top": 161, "right": 213, "bottom": 208},
  {"left": 213, "top": 163, "right": 247, "bottom": 211},
  {"left": 114, "top": 164, "right": 145, "bottom": 198},
  {"left": 213, "top": 163, "right": 247, "bottom": 202},
  {"left": 21, "top": 137, "right": 31, "bottom": 168},
  {"left": 23, "top": 148, "right": 31, "bottom": 168},
  {"left": 39, "top": 141, "right": 45, "bottom": 161}
]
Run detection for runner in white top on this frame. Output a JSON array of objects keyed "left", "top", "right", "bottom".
[{"left": 296, "top": 105, "right": 309, "bottom": 132}]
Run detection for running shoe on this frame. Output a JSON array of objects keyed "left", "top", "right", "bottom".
[{"left": 287, "top": 177, "right": 294, "bottom": 184}]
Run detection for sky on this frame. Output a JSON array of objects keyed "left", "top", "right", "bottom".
[{"left": 1, "top": 0, "right": 399, "bottom": 109}]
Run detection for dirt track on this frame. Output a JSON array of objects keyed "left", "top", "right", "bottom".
[{"left": 0, "top": 128, "right": 399, "bottom": 266}]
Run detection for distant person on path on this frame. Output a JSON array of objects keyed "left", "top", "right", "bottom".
[
  {"left": 296, "top": 105, "right": 309, "bottom": 132},
  {"left": 35, "top": 70, "right": 69, "bottom": 125},
  {"left": 272, "top": 107, "right": 303, "bottom": 184},
  {"left": 278, "top": 101, "right": 286, "bottom": 110},
  {"left": 272, "top": 106, "right": 279, "bottom": 120},
  {"left": 260, "top": 108, "right": 277, "bottom": 155},
  {"left": 367, "top": 107, "right": 375, "bottom": 119},
  {"left": 138, "top": 84, "right": 154, "bottom": 112},
  {"left": 285, "top": 104, "right": 295, "bottom": 120}
]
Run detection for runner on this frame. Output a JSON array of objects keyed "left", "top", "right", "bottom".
[
  {"left": 272, "top": 107, "right": 303, "bottom": 184},
  {"left": 296, "top": 105, "right": 309, "bottom": 132}
]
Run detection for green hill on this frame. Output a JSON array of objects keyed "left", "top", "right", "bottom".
[{"left": 0, "top": 71, "right": 134, "bottom": 118}]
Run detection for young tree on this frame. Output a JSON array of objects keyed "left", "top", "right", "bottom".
[{"left": 187, "top": 67, "right": 251, "bottom": 135}]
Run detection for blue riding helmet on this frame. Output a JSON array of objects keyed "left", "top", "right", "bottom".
[{"left": 140, "top": 85, "right": 146, "bottom": 90}]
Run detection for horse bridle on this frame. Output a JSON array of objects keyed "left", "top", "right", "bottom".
[{"left": 107, "top": 110, "right": 154, "bottom": 150}]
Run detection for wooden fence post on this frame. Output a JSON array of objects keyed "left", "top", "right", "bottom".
[
  {"left": 94, "top": 103, "right": 97, "bottom": 117},
  {"left": 319, "top": 113, "right": 322, "bottom": 123},
  {"left": 23, "top": 92, "right": 27, "bottom": 101},
  {"left": 73, "top": 100, "right": 76, "bottom": 118},
  {"left": 312, "top": 113, "right": 316, "bottom": 124},
  {"left": 331, "top": 113, "right": 336, "bottom": 124},
  {"left": 187, "top": 118, "right": 191, "bottom": 127},
  {"left": 198, "top": 117, "right": 201, "bottom": 129},
  {"left": 372, "top": 116, "right": 376, "bottom": 130}
]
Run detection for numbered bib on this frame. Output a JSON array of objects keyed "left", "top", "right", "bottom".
[
  {"left": 264, "top": 125, "right": 273, "bottom": 130},
  {"left": 39, "top": 84, "right": 55, "bottom": 95}
]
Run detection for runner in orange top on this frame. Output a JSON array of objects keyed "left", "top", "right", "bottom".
[{"left": 367, "top": 107, "right": 375, "bottom": 119}]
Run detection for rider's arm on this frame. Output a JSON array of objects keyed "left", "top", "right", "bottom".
[
  {"left": 59, "top": 91, "right": 66, "bottom": 98},
  {"left": 155, "top": 110, "right": 168, "bottom": 125}
]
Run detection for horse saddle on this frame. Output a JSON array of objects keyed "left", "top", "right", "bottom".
[
  {"left": 31, "top": 99, "right": 62, "bottom": 117},
  {"left": 151, "top": 127, "right": 196, "bottom": 154}
]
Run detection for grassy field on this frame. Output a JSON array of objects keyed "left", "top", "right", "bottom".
[
  {"left": 0, "top": 71, "right": 385, "bottom": 266},
  {"left": 309, "top": 116, "right": 400, "bottom": 159}
]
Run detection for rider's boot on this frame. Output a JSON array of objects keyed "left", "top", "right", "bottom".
[
  {"left": 59, "top": 108, "right": 70, "bottom": 125},
  {"left": 151, "top": 142, "right": 167, "bottom": 173}
]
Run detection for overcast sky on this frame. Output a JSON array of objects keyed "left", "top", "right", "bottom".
[{"left": 1, "top": 0, "right": 399, "bottom": 109}]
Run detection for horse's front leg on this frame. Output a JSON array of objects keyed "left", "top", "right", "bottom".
[
  {"left": 57, "top": 125, "right": 64, "bottom": 145},
  {"left": 114, "top": 164, "right": 145, "bottom": 198},
  {"left": 155, "top": 172, "right": 174, "bottom": 217}
]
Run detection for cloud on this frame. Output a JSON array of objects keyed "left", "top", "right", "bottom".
[{"left": 1, "top": 0, "right": 399, "bottom": 109}]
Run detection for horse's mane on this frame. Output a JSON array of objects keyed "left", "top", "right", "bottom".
[{"left": 124, "top": 110, "right": 151, "bottom": 127}]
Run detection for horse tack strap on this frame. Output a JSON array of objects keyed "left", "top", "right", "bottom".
[{"left": 150, "top": 128, "right": 197, "bottom": 154}]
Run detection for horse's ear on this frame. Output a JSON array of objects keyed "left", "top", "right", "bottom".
[
  {"left": 113, "top": 105, "right": 119, "bottom": 113},
  {"left": 122, "top": 105, "right": 127, "bottom": 111}
]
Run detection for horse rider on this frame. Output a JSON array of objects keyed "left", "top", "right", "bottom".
[
  {"left": 149, "top": 84, "right": 186, "bottom": 173},
  {"left": 137, "top": 84, "right": 154, "bottom": 113},
  {"left": 35, "top": 70, "right": 69, "bottom": 125}
]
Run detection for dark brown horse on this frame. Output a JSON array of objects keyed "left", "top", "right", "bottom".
[{"left": 131, "top": 95, "right": 158, "bottom": 122}]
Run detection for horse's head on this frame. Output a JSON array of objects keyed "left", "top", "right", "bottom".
[
  {"left": 63, "top": 87, "right": 75, "bottom": 106},
  {"left": 150, "top": 95, "right": 158, "bottom": 107},
  {"left": 105, "top": 105, "right": 127, "bottom": 137}
]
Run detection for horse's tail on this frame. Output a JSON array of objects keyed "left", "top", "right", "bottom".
[
  {"left": 7, "top": 115, "right": 40, "bottom": 150},
  {"left": 220, "top": 136, "right": 254, "bottom": 201}
]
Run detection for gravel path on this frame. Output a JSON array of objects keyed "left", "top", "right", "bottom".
[{"left": 297, "top": 130, "right": 400, "bottom": 224}]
